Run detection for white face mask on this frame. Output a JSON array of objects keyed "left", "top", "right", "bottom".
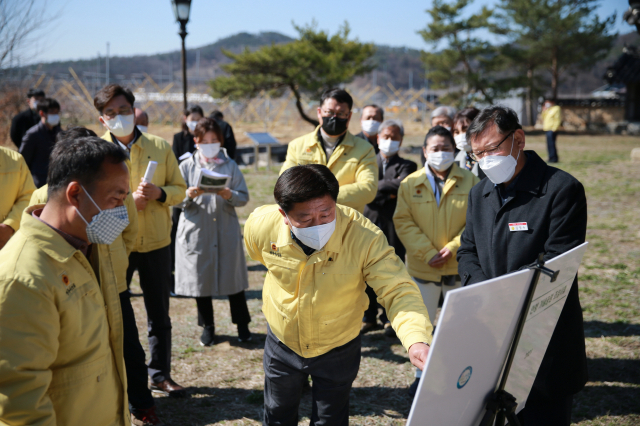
[
  {"left": 378, "top": 138, "right": 401, "bottom": 156},
  {"left": 444, "top": 126, "right": 452, "bottom": 132},
  {"left": 75, "top": 185, "right": 130, "bottom": 245},
  {"left": 361, "top": 119, "right": 381, "bottom": 135},
  {"left": 46, "top": 114, "right": 60, "bottom": 126},
  {"left": 478, "top": 134, "right": 520, "bottom": 184},
  {"left": 286, "top": 213, "right": 336, "bottom": 251},
  {"left": 186, "top": 120, "right": 198, "bottom": 132},
  {"left": 454, "top": 133, "right": 471, "bottom": 152},
  {"left": 103, "top": 114, "right": 135, "bottom": 138},
  {"left": 427, "top": 151, "right": 455, "bottom": 171},
  {"left": 31, "top": 100, "right": 39, "bottom": 110},
  {"left": 197, "top": 143, "right": 221, "bottom": 159},
  {"left": 137, "top": 125, "right": 148, "bottom": 133}
]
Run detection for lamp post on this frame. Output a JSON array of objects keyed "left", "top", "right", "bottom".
[{"left": 172, "top": 0, "right": 192, "bottom": 110}]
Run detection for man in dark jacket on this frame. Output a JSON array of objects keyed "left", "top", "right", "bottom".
[
  {"left": 209, "top": 110, "right": 237, "bottom": 160},
  {"left": 19, "top": 98, "right": 61, "bottom": 188},
  {"left": 10, "top": 88, "right": 45, "bottom": 149},
  {"left": 362, "top": 119, "right": 417, "bottom": 336},
  {"left": 457, "top": 105, "right": 587, "bottom": 426},
  {"left": 355, "top": 104, "right": 384, "bottom": 154}
]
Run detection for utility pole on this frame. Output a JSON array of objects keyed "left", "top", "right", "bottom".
[{"left": 106, "top": 42, "right": 110, "bottom": 85}]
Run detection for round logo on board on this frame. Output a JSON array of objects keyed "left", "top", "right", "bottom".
[{"left": 457, "top": 366, "right": 472, "bottom": 389}]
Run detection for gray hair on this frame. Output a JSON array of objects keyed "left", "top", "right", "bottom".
[
  {"left": 431, "top": 106, "right": 456, "bottom": 120},
  {"left": 466, "top": 105, "right": 522, "bottom": 143},
  {"left": 379, "top": 119, "right": 404, "bottom": 137}
]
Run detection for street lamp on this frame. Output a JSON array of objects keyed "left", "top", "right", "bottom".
[{"left": 172, "top": 0, "right": 192, "bottom": 110}]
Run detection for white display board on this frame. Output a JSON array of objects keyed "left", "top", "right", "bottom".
[
  {"left": 407, "top": 243, "right": 588, "bottom": 426},
  {"left": 506, "top": 242, "right": 589, "bottom": 412}
]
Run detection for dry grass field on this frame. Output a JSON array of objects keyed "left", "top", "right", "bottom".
[{"left": 127, "top": 132, "right": 640, "bottom": 425}]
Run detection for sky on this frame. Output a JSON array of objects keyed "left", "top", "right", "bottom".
[{"left": 20, "top": 0, "right": 632, "bottom": 64}]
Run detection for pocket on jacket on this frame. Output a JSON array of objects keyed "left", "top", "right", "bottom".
[
  {"left": 48, "top": 354, "right": 108, "bottom": 392},
  {"left": 178, "top": 215, "right": 201, "bottom": 254},
  {"left": 263, "top": 254, "right": 300, "bottom": 295}
]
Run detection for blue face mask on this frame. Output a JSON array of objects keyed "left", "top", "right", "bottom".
[{"left": 74, "top": 185, "right": 129, "bottom": 245}]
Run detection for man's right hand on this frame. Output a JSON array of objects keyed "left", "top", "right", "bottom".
[
  {"left": 133, "top": 191, "right": 148, "bottom": 211},
  {"left": 0, "top": 224, "right": 15, "bottom": 250}
]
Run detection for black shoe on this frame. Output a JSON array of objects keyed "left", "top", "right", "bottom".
[
  {"left": 200, "top": 325, "right": 216, "bottom": 346},
  {"left": 238, "top": 323, "right": 252, "bottom": 342},
  {"left": 408, "top": 377, "right": 420, "bottom": 398}
]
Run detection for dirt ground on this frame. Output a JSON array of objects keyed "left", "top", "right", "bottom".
[{"left": 125, "top": 132, "right": 640, "bottom": 425}]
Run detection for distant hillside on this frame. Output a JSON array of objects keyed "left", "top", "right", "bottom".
[{"left": 24, "top": 30, "right": 640, "bottom": 95}]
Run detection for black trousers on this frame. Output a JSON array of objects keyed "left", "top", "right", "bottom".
[
  {"left": 517, "top": 388, "right": 573, "bottom": 426},
  {"left": 546, "top": 131, "right": 559, "bottom": 163},
  {"left": 120, "top": 291, "right": 155, "bottom": 411},
  {"left": 194, "top": 291, "right": 251, "bottom": 327},
  {"left": 263, "top": 326, "right": 361, "bottom": 426},
  {"left": 126, "top": 246, "right": 172, "bottom": 383},
  {"left": 363, "top": 285, "right": 389, "bottom": 324}
]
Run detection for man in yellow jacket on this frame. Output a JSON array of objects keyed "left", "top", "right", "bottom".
[
  {"left": 541, "top": 99, "right": 562, "bottom": 163},
  {"left": 245, "top": 164, "right": 432, "bottom": 425},
  {"left": 279, "top": 88, "right": 378, "bottom": 213},
  {"left": 0, "top": 146, "right": 35, "bottom": 249},
  {"left": 94, "top": 84, "right": 187, "bottom": 398},
  {"left": 393, "top": 125, "right": 479, "bottom": 396},
  {"left": 0, "top": 135, "right": 130, "bottom": 426}
]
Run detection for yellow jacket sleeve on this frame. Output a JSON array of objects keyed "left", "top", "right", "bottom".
[
  {"left": 279, "top": 141, "right": 300, "bottom": 175},
  {"left": 0, "top": 278, "right": 59, "bottom": 425},
  {"left": 3, "top": 157, "right": 36, "bottom": 232},
  {"left": 243, "top": 215, "right": 264, "bottom": 265},
  {"left": 336, "top": 146, "right": 378, "bottom": 209},
  {"left": 393, "top": 180, "right": 439, "bottom": 263},
  {"left": 121, "top": 193, "right": 138, "bottom": 256},
  {"left": 443, "top": 174, "right": 479, "bottom": 257},
  {"left": 160, "top": 147, "right": 187, "bottom": 207},
  {"left": 363, "top": 231, "right": 433, "bottom": 349}
]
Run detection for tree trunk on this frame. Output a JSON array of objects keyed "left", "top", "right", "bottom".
[
  {"left": 526, "top": 66, "right": 533, "bottom": 126},
  {"left": 551, "top": 46, "right": 559, "bottom": 100},
  {"left": 291, "top": 86, "right": 319, "bottom": 127}
]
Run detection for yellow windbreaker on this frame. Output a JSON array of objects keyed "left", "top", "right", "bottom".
[
  {"left": 393, "top": 164, "right": 480, "bottom": 281},
  {"left": 542, "top": 105, "right": 562, "bottom": 132},
  {"left": 280, "top": 127, "right": 378, "bottom": 213},
  {"left": 102, "top": 132, "right": 186, "bottom": 253},
  {"left": 0, "top": 207, "right": 128, "bottom": 426},
  {"left": 244, "top": 204, "right": 433, "bottom": 358},
  {"left": 0, "top": 146, "right": 35, "bottom": 232},
  {"left": 29, "top": 185, "right": 138, "bottom": 293}
]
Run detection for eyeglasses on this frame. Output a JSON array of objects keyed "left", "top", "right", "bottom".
[
  {"left": 470, "top": 132, "right": 513, "bottom": 161},
  {"left": 320, "top": 109, "right": 350, "bottom": 120},
  {"left": 102, "top": 106, "right": 133, "bottom": 120}
]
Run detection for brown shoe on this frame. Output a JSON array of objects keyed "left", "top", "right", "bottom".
[
  {"left": 360, "top": 321, "right": 377, "bottom": 334},
  {"left": 131, "top": 406, "right": 166, "bottom": 426},
  {"left": 151, "top": 378, "right": 187, "bottom": 398}
]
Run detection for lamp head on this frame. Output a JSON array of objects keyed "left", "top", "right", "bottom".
[{"left": 171, "top": 0, "right": 191, "bottom": 24}]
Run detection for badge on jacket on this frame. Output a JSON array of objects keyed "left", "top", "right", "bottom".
[{"left": 509, "top": 222, "right": 528, "bottom": 231}]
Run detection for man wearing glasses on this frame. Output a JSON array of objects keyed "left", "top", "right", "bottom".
[
  {"left": 457, "top": 106, "right": 588, "bottom": 425},
  {"left": 94, "top": 85, "right": 188, "bottom": 420},
  {"left": 280, "top": 88, "right": 377, "bottom": 213}
]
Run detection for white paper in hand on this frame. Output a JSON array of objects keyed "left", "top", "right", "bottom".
[
  {"left": 143, "top": 161, "right": 158, "bottom": 183},
  {"left": 196, "top": 168, "right": 230, "bottom": 193}
]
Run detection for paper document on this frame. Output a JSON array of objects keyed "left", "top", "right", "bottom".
[
  {"left": 143, "top": 161, "right": 158, "bottom": 183},
  {"left": 195, "top": 168, "right": 230, "bottom": 192}
]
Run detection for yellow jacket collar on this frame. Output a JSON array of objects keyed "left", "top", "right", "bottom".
[
  {"left": 415, "top": 162, "right": 464, "bottom": 187},
  {"left": 275, "top": 203, "right": 347, "bottom": 254},
  {"left": 304, "top": 126, "right": 357, "bottom": 150},
  {"left": 20, "top": 206, "right": 82, "bottom": 263}
]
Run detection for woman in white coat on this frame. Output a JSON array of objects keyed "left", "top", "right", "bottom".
[{"left": 175, "top": 117, "right": 252, "bottom": 345}]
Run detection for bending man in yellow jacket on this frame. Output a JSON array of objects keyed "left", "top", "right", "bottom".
[
  {"left": 245, "top": 164, "right": 432, "bottom": 425},
  {"left": 0, "top": 135, "right": 130, "bottom": 426},
  {"left": 0, "top": 146, "right": 35, "bottom": 249},
  {"left": 280, "top": 88, "right": 377, "bottom": 213},
  {"left": 393, "top": 125, "right": 480, "bottom": 396},
  {"left": 95, "top": 84, "right": 187, "bottom": 398}
]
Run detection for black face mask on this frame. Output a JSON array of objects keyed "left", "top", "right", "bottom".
[{"left": 321, "top": 116, "right": 349, "bottom": 136}]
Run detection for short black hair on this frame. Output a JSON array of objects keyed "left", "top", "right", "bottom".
[
  {"left": 27, "top": 88, "right": 45, "bottom": 98},
  {"left": 94, "top": 84, "right": 135, "bottom": 113},
  {"left": 47, "top": 136, "right": 128, "bottom": 199},
  {"left": 55, "top": 126, "right": 97, "bottom": 143},
  {"left": 320, "top": 88, "right": 353, "bottom": 111},
  {"left": 274, "top": 165, "right": 339, "bottom": 213},
  {"left": 210, "top": 109, "right": 223, "bottom": 120},
  {"left": 363, "top": 104, "right": 384, "bottom": 121},
  {"left": 424, "top": 125, "right": 455, "bottom": 149},
  {"left": 466, "top": 105, "right": 522, "bottom": 143},
  {"left": 37, "top": 98, "right": 60, "bottom": 114}
]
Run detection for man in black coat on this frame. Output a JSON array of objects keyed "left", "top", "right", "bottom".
[
  {"left": 355, "top": 104, "right": 384, "bottom": 154},
  {"left": 362, "top": 119, "right": 417, "bottom": 336},
  {"left": 209, "top": 110, "right": 237, "bottom": 160},
  {"left": 10, "top": 88, "right": 45, "bottom": 149},
  {"left": 457, "top": 106, "right": 587, "bottom": 426},
  {"left": 19, "top": 98, "right": 61, "bottom": 188}
]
